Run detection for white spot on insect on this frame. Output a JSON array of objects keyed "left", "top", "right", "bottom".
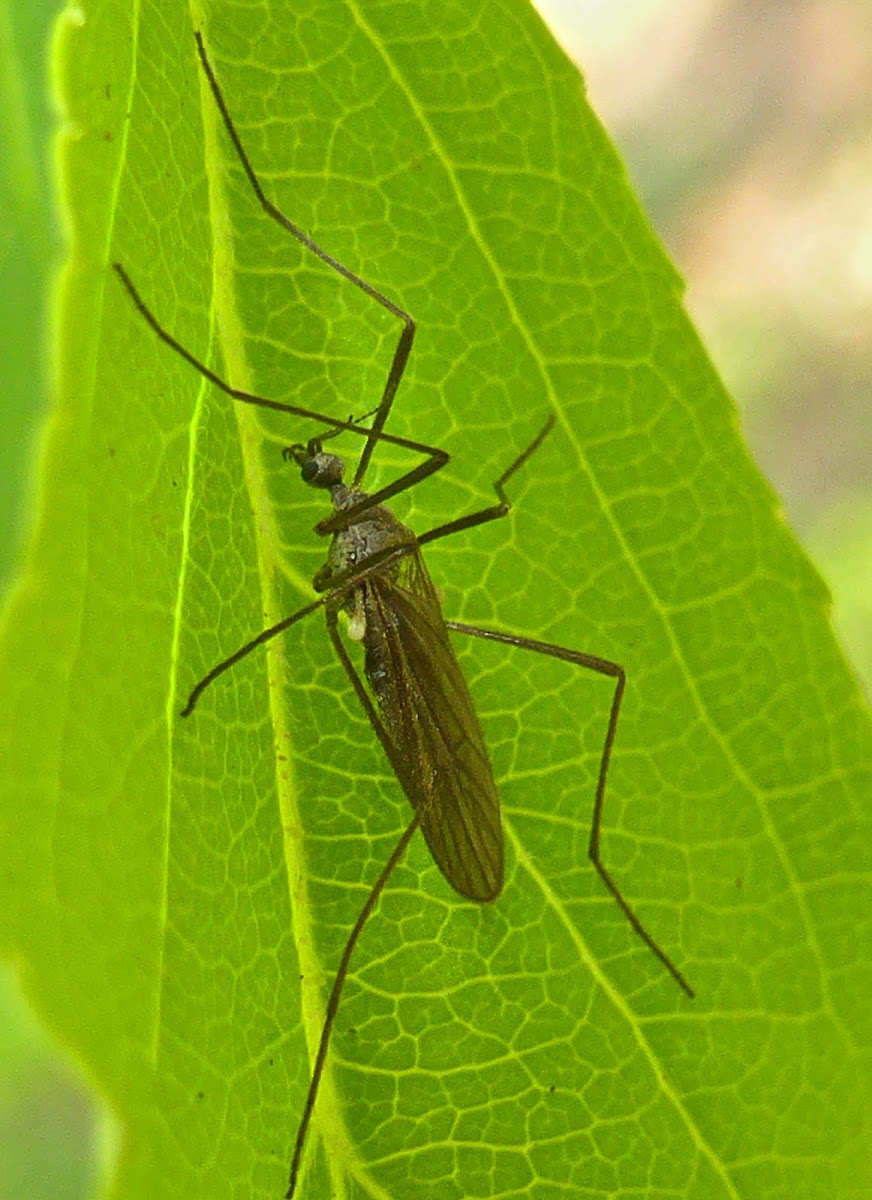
[{"left": 347, "top": 611, "right": 367, "bottom": 641}]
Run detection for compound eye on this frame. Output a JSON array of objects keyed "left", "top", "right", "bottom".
[
  {"left": 300, "top": 457, "right": 320, "bottom": 484},
  {"left": 299, "top": 451, "right": 345, "bottom": 489}
]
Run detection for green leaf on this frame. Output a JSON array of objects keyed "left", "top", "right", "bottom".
[
  {"left": 0, "top": 0, "right": 60, "bottom": 585},
  {"left": 2, "top": 1, "right": 870, "bottom": 1198}
]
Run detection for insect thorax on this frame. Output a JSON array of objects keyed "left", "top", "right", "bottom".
[{"left": 313, "top": 486, "right": 417, "bottom": 601}]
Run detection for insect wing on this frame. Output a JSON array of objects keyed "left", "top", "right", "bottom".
[{"left": 363, "top": 551, "right": 503, "bottom": 902}]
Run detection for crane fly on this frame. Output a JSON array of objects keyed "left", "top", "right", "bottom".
[{"left": 114, "top": 29, "right": 695, "bottom": 1199}]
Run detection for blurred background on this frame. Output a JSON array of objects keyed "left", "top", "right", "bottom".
[
  {"left": 536, "top": 0, "right": 872, "bottom": 690},
  {"left": 1, "top": 1, "right": 869, "bottom": 1195}
]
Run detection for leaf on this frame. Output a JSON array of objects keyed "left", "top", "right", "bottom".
[
  {"left": 0, "top": 0, "right": 59, "bottom": 582},
  {"left": 2, "top": 2, "right": 870, "bottom": 1199}
]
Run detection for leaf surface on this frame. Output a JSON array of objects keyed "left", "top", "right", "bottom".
[{"left": 1, "top": 2, "right": 869, "bottom": 1198}]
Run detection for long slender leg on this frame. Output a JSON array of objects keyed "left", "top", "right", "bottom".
[
  {"left": 192, "top": 31, "right": 412, "bottom": 492},
  {"left": 117, "top": 36, "right": 559, "bottom": 545},
  {"left": 324, "top": 611, "right": 416, "bottom": 799},
  {"left": 285, "top": 609, "right": 424, "bottom": 1197},
  {"left": 180, "top": 595, "right": 331, "bottom": 717},
  {"left": 181, "top": 537, "right": 434, "bottom": 713},
  {"left": 181, "top": 416, "right": 557, "bottom": 715},
  {"left": 446, "top": 622, "right": 695, "bottom": 999},
  {"left": 417, "top": 414, "right": 555, "bottom": 550},
  {"left": 112, "top": 264, "right": 447, "bottom": 534},
  {"left": 287, "top": 807, "right": 422, "bottom": 1199}
]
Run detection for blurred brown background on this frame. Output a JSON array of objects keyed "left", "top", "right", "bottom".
[{"left": 535, "top": 0, "right": 872, "bottom": 694}]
